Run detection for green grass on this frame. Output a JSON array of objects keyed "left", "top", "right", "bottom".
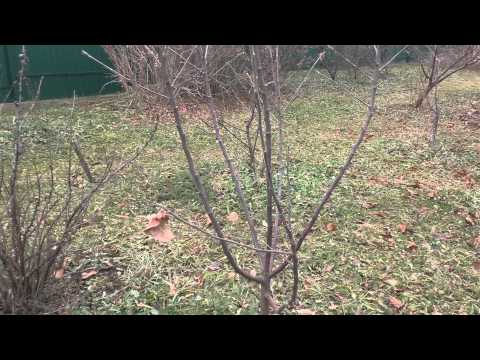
[{"left": 2, "top": 64, "right": 480, "bottom": 315}]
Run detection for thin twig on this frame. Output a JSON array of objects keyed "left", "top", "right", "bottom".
[
  {"left": 271, "top": 45, "right": 383, "bottom": 278},
  {"left": 162, "top": 207, "right": 291, "bottom": 255}
]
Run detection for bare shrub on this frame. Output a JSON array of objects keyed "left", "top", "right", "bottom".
[{"left": 0, "top": 47, "right": 158, "bottom": 314}]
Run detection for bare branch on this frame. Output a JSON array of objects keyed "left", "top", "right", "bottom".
[{"left": 162, "top": 207, "right": 291, "bottom": 255}]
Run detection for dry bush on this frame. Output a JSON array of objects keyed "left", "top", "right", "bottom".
[{"left": 0, "top": 47, "right": 157, "bottom": 314}]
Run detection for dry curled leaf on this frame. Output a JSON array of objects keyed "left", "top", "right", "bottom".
[
  {"left": 81, "top": 270, "right": 97, "bottom": 280},
  {"left": 371, "top": 211, "right": 386, "bottom": 218},
  {"left": 204, "top": 214, "right": 212, "bottom": 227},
  {"left": 398, "top": 223, "right": 408, "bottom": 234},
  {"left": 54, "top": 267, "right": 65, "bottom": 280},
  {"left": 226, "top": 211, "right": 240, "bottom": 224},
  {"left": 303, "top": 276, "right": 316, "bottom": 288},
  {"left": 54, "top": 258, "right": 69, "bottom": 280},
  {"left": 388, "top": 296, "right": 404, "bottom": 310},
  {"left": 326, "top": 223, "right": 337, "bottom": 232},
  {"left": 144, "top": 210, "right": 174, "bottom": 244}
]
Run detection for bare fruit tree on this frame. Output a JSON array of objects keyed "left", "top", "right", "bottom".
[
  {"left": 414, "top": 45, "right": 480, "bottom": 109},
  {"left": 100, "top": 44, "right": 407, "bottom": 314}
]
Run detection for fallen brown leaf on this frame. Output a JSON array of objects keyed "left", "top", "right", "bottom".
[
  {"left": 144, "top": 210, "right": 175, "bottom": 244},
  {"left": 326, "top": 223, "right": 337, "bottom": 232},
  {"left": 388, "top": 296, "right": 404, "bottom": 310},
  {"left": 54, "top": 258, "right": 69, "bottom": 280},
  {"left": 371, "top": 211, "right": 386, "bottom": 218},
  {"left": 226, "top": 211, "right": 240, "bottom": 224},
  {"left": 81, "top": 270, "right": 97, "bottom": 280},
  {"left": 54, "top": 267, "right": 65, "bottom": 280},
  {"left": 303, "top": 276, "right": 316, "bottom": 288},
  {"left": 204, "top": 214, "right": 213, "bottom": 227}
]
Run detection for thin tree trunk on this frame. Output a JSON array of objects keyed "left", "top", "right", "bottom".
[
  {"left": 429, "top": 88, "right": 439, "bottom": 147},
  {"left": 260, "top": 280, "right": 272, "bottom": 315},
  {"left": 415, "top": 85, "right": 434, "bottom": 109},
  {"left": 72, "top": 140, "right": 95, "bottom": 183}
]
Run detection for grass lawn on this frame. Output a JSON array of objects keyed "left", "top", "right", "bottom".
[{"left": 3, "top": 64, "right": 479, "bottom": 314}]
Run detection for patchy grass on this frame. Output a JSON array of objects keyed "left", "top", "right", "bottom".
[{"left": 3, "top": 64, "right": 480, "bottom": 315}]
